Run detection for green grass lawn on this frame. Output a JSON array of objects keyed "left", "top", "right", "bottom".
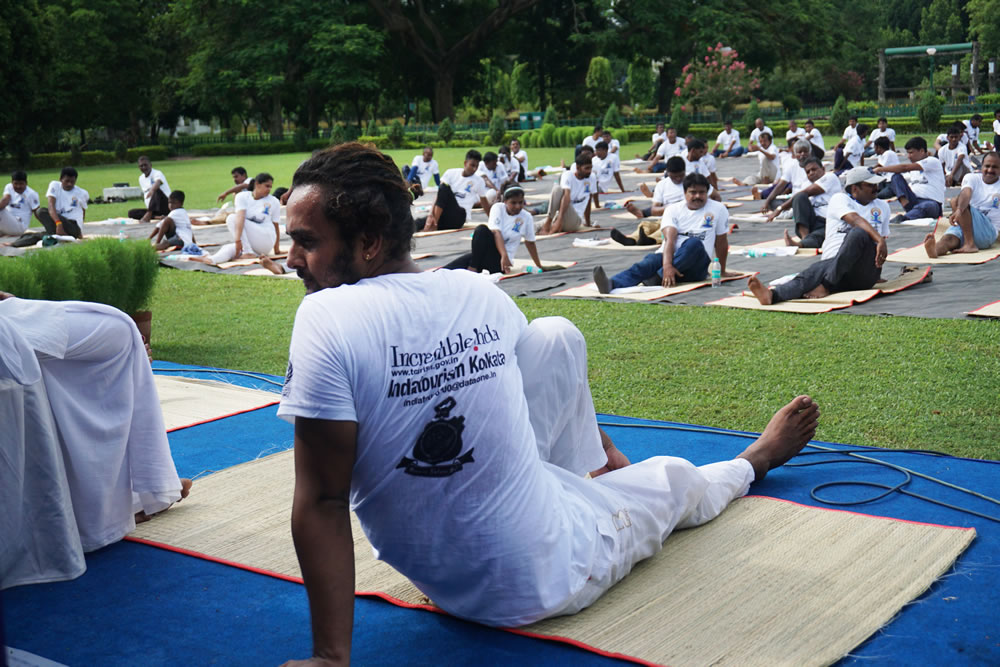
[{"left": 149, "top": 269, "right": 1000, "bottom": 461}]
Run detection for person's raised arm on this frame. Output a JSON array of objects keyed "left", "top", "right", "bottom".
[
  {"left": 492, "top": 228, "right": 512, "bottom": 273},
  {"left": 0, "top": 192, "right": 10, "bottom": 209},
  {"left": 233, "top": 209, "right": 247, "bottom": 257},
  {"left": 872, "top": 161, "right": 922, "bottom": 175},
  {"left": 217, "top": 182, "right": 250, "bottom": 203},
  {"left": 524, "top": 240, "right": 544, "bottom": 270},
  {"left": 949, "top": 184, "right": 974, "bottom": 225},
  {"left": 760, "top": 179, "right": 788, "bottom": 214},
  {"left": 283, "top": 417, "right": 358, "bottom": 667},
  {"left": 661, "top": 226, "right": 681, "bottom": 286},
  {"left": 614, "top": 170, "right": 625, "bottom": 193}
]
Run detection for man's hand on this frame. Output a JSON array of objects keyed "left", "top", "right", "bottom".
[
  {"left": 501, "top": 255, "right": 512, "bottom": 274},
  {"left": 234, "top": 240, "right": 243, "bottom": 256},
  {"left": 661, "top": 265, "right": 682, "bottom": 287},
  {"left": 216, "top": 192, "right": 227, "bottom": 203},
  {"left": 872, "top": 166, "right": 886, "bottom": 175},
  {"left": 759, "top": 203, "right": 772, "bottom": 215},
  {"left": 0, "top": 290, "right": 13, "bottom": 300},
  {"left": 764, "top": 210, "right": 780, "bottom": 223},
  {"left": 875, "top": 237, "right": 888, "bottom": 268}
]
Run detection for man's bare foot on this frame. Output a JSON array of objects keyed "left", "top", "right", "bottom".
[
  {"left": 733, "top": 178, "right": 745, "bottom": 186},
  {"left": 260, "top": 256, "right": 286, "bottom": 275},
  {"left": 737, "top": 396, "right": 818, "bottom": 481},
  {"left": 751, "top": 186, "right": 761, "bottom": 200},
  {"left": 784, "top": 229, "right": 801, "bottom": 247},
  {"left": 923, "top": 232, "right": 939, "bottom": 258},
  {"left": 953, "top": 243, "right": 979, "bottom": 254},
  {"left": 180, "top": 478, "right": 192, "bottom": 499},
  {"left": 591, "top": 427, "right": 631, "bottom": 477},
  {"left": 639, "top": 183, "right": 654, "bottom": 198},
  {"left": 188, "top": 255, "right": 215, "bottom": 265},
  {"left": 803, "top": 285, "right": 830, "bottom": 299},
  {"left": 625, "top": 202, "right": 644, "bottom": 219},
  {"left": 747, "top": 276, "right": 773, "bottom": 305}
]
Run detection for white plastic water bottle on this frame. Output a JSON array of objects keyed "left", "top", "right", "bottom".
[
  {"left": 710, "top": 257, "right": 721, "bottom": 287},
  {"left": 117, "top": 228, "right": 126, "bottom": 242},
  {"left": 747, "top": 248, "right": 768, "bottom": 258}
]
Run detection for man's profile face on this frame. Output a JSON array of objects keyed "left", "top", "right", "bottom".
[
  {"left": 906, "top": 147, "right": 927, "bottom": 163},
  {"left": 805, "top": 122, "right": 814, "bottom": 132},
  {"left": 971, "top": 118, "right": 981, "bottom": 128},
  {"left": 285, "top": 185, "right": 364, "bottom": 294},
  {"left": 656, "top": 124, "right": 665, "bottom": 133},
  {"left": 138, "top": 159, "right": 151, "bottom": 175},
  {"left": 760, "top": 134, "right": 772, "bottom": 148},
  {"left": 60, "top": 175, "right": 77, "bottom": 191},
  {"left": 684, "top": 184, "right": 708, "bottom": 209},
  {"left": 233, "top": 172, "right": 247, "bottom": 185},
  {"left": 804, "top": 162, "right": 823, "bottom": 182},
  {"left": 755, "top": 118, "right": 763, "bottom": 129},
  {"left": 12, "top": 179, "right": 27, "bottom": 194},
  {"left": 981, "top": 154, "right": 1000, "bottom": 184},
  {"left": 463, "top": 158, "right": 480, "bottom": 175}
]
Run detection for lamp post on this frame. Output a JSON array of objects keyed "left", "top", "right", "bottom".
[{"left": 926, "top": 47, "right": 937, "bottom": 95}]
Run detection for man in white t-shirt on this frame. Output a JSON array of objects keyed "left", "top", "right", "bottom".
[
  {"left": 682, "top": 139, "right": 721, "bottom": 197},
  {"left": 616, "top": 157, "right": 695, "bottom": 246},
  {"left": 938, "top": 125, "right": 971, "bottom": 187},
  {"left": 802, "top": 119, "right": 826, "bottom": 160},
  {"left": 149, "top": 190, "right": 196, "bottom": 251},
  {"left": 127, "top": 156, "right": 171, "bottom": 222},
  {"left": 760, "top": 140, "right": 812, "bottom": 213},
  {"left": 278, "top": 143, "right": 818, "bottom": 664},
  {"left": 924, "top": 152, "right": 1000, "bottom": 257},
  {"left": 873, "top": 137, "right": 899, "bottom": 168},
  {"left": 581, "top": 125, "right": 603, "bottom": 151},
  {"left": 736, "top": 131, "right": 779, "bottom": 187},
  {"left": 836, "top": 123, "right": 867, "bottom": 174},
  {"left": 542, "top": 152, "right": 597, "bottom": 234},
  {"left": 590, "top": 142, "right": 625, "bottom": 208},
  {"left": 18, "top": 166, "right": 88, "bottom": 243},
  {"left": 593, "top": 173, "right": 733, "bottom": 292},
  {"left": 785, "top": 120, "right": 807, "bottom": 146},
  {"left": 993, "top": 109, "right": 1000, "bottom": 147},
  {"left": 510, "top": 138, "right": 530, "bottom": 181},
  {"left": 748, "top": 167, "right": 891, "bottom": 305},
  {"left": 641, "top": 122, "right": 668, "bottom": 160},
  {"left": 963, "top": 115, "right": 985, "bottom": 163},
  {"left": 770, "top": 157, "right": 843, "bottom": 248},
  {"left": 417, "top": 150, "right": 491, "bottom": 232},
  {"left": 476, "top": 151, "right": 512, "bottom": 206},
  {"left": 403, "top": 147, "right": 440, "bottom": 194},
  {"left": 600, "top": 130, "right": 620, "bottom": 154},
  {"left": 0, "top": 171, "right": 41, "bottom": 236},
  {"left": 748, "top": 118, "right": 773, "bottom": 150},
  {"left": 712, "top": 120, "right": 744, "bottom": 158},
  {"left": 642, "top": 127, "right": 685, "bottom": 172},
  {"left": 873, "top": 136, "right": 945, "bottom": 223},
  {"left": 864, "top": 117, "right": 896, "bottom": 156}
]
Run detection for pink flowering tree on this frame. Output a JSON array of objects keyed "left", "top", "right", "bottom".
[{"left": 674, "top": 43, "right": 758, "bottom": 122}]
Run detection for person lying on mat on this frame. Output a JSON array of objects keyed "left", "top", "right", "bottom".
[
  {"left": 191, "top": 173, "right": 282, "bottom": 266},
  {"left": 923, "top": 151, "right": 1000, "bottom": 258},
  {"left": 747, "top": 167, "right": 890, "bottom": 305},
  {"left": 441, "top": 186, "right": 551, "bottom": 275},
  {"left": 616, "top": 157, "right": 714, "bottom": 247},
  {"left": 275, "top": 143, "right": 819, "bottom": 667},
  {"left": 592, "top": 173, "right": 734, "bottom": 294}
]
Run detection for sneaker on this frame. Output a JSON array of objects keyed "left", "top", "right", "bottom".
[
  {"left": 593, "top": 266, "right": 612, "bottom": 294},
  {"left": 610, "top": 228, "right": 636, "bottom": 246}
]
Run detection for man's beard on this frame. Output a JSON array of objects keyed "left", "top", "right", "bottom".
[{"left": 300, "top": 246, "right": 363, "bottom": 294}]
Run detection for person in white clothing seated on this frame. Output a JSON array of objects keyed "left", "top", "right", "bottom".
[
  {"left": 541, "top": 152, "right": 597, "bottom": 234},
  {"left": 873, "top": 136, "right": 945, "bottom": 223},
  {"left": 923, "top": 152, "right": 1000, "bottom": 257},
  {"left": 833, "top": 116, "right": 859, "bottom": 171},
  {"left": 864, "top": 117, "right": 896, "bottom": 157},
  {"left": 759, "top": 140, "right": 813, "bottom": 213},
  {"left": 0, "top": 171, "right": 41, "bottom": 237},
  {"left": 442, "top": 187, "right": 548, "bottom": 274},
  {"left": 938, "top": 124, "right": 971, "bottom": 188},
  {"left": 785, "top": 120, "right": 806, "bottom": 145},
  {"left": 802, "top": 119, "right": 826, "bottom": 160},
  {"left": 128, "top": 156, "right": 171, "bottom": 222},
  {"left": 772, "top": 157, "right": 844, "bottom": 248},
  {"left": 401, "top": 146, "right": 440, "bottom": 196},
  {"left": 734, "top": 130, "right": 779, "bottom": 187},
  {"left": 581, "top": 125, "right": 603, "bottom": 151},
  {"left": 748, "top": 167, "right": 890, "bottom": 305},
  {"left": 593, "top": 173, "right": 734, "bottom": 292},
  {"left": 640, "top": 127, "right": 685, "bottom": 173},
  {"left": 712, "top": 120, "right": 744, "bottom": 158},
  {"left": 194, "top": 172, "right": 282, "bottom": 265},
  {"left": 682, "top": 139, "right": 721, "bottom": 197},
  {"left": 618, "top": 157, "right": 688, "bottom": 238},
  {"left": 509, "top": 138, "right": 544, "bottom": 181},
  {"left": 590, "top": 141, "right": 625, "bottom": 208},
  {"left": 600, "top": 129, "right": 620, "bottom": 154},
  {"left": 277, "top": 144, "right": 819, "bottom": 664},
  {"left": 640, "top": 122, "right": 668, "bottom": 160},
  {"left": 10, "top": 166, "right": 89, "bottom": 246},
  {"left": 963, "top": 115, "right": 987, "bottom": 166},
  {"left": 0, "top": 292, "right": 190, "bottom": 590},
  {"left": 476, "top": 151, "right": 512, "bottom": 206},
  {"left": 748, "top": 118, "right": 773, "bottom": 150},
  {"left": 835, "top": 123, "right": 868, "bottom": 175},
  {"left": 148, "top": 190, "right": 196, "bottom": 251},
  {"left": 415, "top": 150, "right": 492, "bottom": 232}
]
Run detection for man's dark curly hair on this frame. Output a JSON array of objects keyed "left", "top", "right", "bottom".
[{"left": 291, "top": 143, "right": 414, "bottom": 260}]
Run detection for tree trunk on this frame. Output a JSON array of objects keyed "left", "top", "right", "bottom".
[
  {"left": 269, "top": 91, "right": 284, "bottom": 140},
  {"left": 657, "top": 65, "right": 675, "bottom": 114},
  {"left": 535, "top": 58, "right": 546, "bottom": 109},
  {"left": 433, "top": 74, "right": 454, "bottom": 122}
]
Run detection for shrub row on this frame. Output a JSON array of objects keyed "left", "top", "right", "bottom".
[
  {"left": 516, "top": 126, "right": 631, "bottom": 149},
  {"left": 9, "top": 146, "right": 171, "bottom": 170},
  {"left": 0, "top": 238, "right": 159, "bottom": 314}
]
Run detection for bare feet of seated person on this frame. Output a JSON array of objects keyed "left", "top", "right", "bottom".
[
  {"left": 135, "top": 478, "right": 193, "bottom": 524},
  {"left": 737, "top": 396, "right": 819, "bottom": 481}
]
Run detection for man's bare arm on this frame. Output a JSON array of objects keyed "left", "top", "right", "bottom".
[{"left": 286, "top": 417, "right": 358, "bottom": 667}]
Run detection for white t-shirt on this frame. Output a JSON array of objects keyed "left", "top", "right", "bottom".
[
  {"left": 842, "top": 125, "right": 858, "bottom": 142},
  {"left": 277, "top": 269, "right": 602, "bottom": 627},
  {"left": 877, "top": 151, "right": 900, "bottom": 167},
  {"left": 785, "top": 127, "right": 806, "bottom": 143},
  {"left": 843, "top": 134, "right": 865, "bottom": 166},
  {"left": 477, "top": 162, "right": 508, "bottom": 190},
  {"left": 716, "top": 130, "right": 740, "bottom": 151},
  {"left": 822, "top": 192, "right": 891, "bottom": 257},
  {"left": 591, "top": 153, "right": 620, "bottom": 190},
  {"left": 903, "top": 156, "right": 946, "bottom": 204},
  {"left": 935, "top": 133, "right": 948, "bottom": 147},
  {"left": 656, "top": 137, "right": 686, "bottom": 159},
  {"left": 659, "top": 199, "right": 729, "bottom": 258},
  {"left": 684, "top": 156, "right": 712, "bottom": 178},
  {"left": 779, "top": 158, "right": 810, "bottom": 194},
  {"left": 755, "top": 146, "right": 780, "bottom": 171},
  {"left": 604, "top": 138, "right": 620, "bottom": 153},
  {"left": 962, "top": 120, "right": 980, "bottom": 148},
  {"left": 805, "top": 128, "right": 825, "bottom": 150},
  {"left": 488, "top": 202, "right": 535, "bottom": 259},
  {"left": 139, "top": 168, "right": 171, "bottom": 205},
  {"left": 558, "top": 170, "right": 596, "bottom": 217},
  {"left": 961, "top": 173, "right": 1000, "bottom": 232},
  {"left": 809, "top": 172, "right": 843, "bottom": 219},
  {"left": 45, "top": 181, "right": 88, "bottom": 224},
  {"left": 235, "top": 190, "right": 281, "bottom": 225},
  {"left": 442, "top": 168, "right": 487, "bottom": 219},
  {"left": 749, "top": 127, "right": 773, "bottom": 147},
  {"left": 652, "top": 178, "right": 684, "bottom": 207},
  {"left": 993, "top": 118, "right": 1000, "bottom": 136},
  {"left": 2, "top": 184, "right": 40, "bottom": 230},
  {"left": 410, "top": 157, "right": 440, "bottom": 190},
  {"left": 513, "top": 149, "right": 529, "bottom": 171},
  {"left": 938, "top": 143, "right": 968, "bottom": 173},
  {"left": 868, "top": 127, "right": 896, "bottom": 145},
  {"left": 165, "top": 207, "right": 194, "bottom": 245},
  {"left": 651, "top": 131, "right": 667, "bottom": 145},
  {"left": 582, "top": 135, "right": 600, "bottom": 149}
]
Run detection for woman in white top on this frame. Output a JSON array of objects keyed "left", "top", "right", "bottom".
[
  {"left": 196, "top": 172, "right": 281, "bottom": 265},
  {"left": 442, "top": 187, "right": 546, "bottom": 274}
]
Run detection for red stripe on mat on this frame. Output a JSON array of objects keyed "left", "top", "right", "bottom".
[
  {"left": 165, "top": 401, "right": 280, "bottom": 433},
  {"left": 123, "top": 535, "right": 656, "bottom": 666}
]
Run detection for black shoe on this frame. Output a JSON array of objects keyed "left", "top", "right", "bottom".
[
  {"left": 890, "top": 214, "right": 906, "bottom": 225},
  {"left": 593, "top": 266, "right": 612, "bottom": 294},
  {"left": 610, "top": 228, "right": 636, "bottom": 246},
  {"left": 637, "top": 227, "right": 657, "bottom": 246}
]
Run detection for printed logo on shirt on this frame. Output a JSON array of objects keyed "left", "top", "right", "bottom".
[
  {"left": 702, "top": 213, "right": 714, "bottom": 228},
  {"left": 512, "top": 220, "right": 522, "bottom": 233},
  {"left": 992, "top": 195, "right": 999, "bottom": 209},
  {"left": 870, "top": 208, "right": 882, "bottom": 224},
  {"left": 281, "top": 360, "right": 293, "bottom": 397},
  {"left": 397, "top": 397, "right": 474, "bottom": 477}
]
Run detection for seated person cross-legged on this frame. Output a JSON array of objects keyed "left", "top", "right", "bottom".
[
  {"left": 415, "top": 150, "right": 491, "bottom": 232},
  {"left": 617, "top": 157, "right": 716, "bottom": 247},
  {"left": 769, "top": 157, "right": 843, "bottom": 248},
  {"left": 924, "top": 151, "right": 1000, "bottom": 258},
  {"left": 748, "top": 168, "right": 890, "bottom": 305},
  {"left": 593, "top": 173, "right": 733, "bottom": 293}
]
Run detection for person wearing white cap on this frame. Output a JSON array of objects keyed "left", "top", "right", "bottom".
[
  {"left": 872, "top": 136, "right": 945, "bottom": 223},
  {"left": 924, "top": 151, "right": 1000, "bottom": 258},
  {"left": 747, "top": 167, "right": 890, "bottom": 305}
]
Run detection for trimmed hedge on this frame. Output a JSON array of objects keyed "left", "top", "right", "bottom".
[
  {"left": 191, "top": 139, "right": 329, "bottom": 157},
  {"left": 0, "top": 238, "right": 159, "bottom": 313},
  {"left": 6, "top": 145, "right": 171, "bottom": 170}
]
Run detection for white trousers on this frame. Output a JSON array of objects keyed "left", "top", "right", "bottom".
[
  {"left": 514, "top": 316, "right": 754, "bottom": 622},
  {"left": 0, "top": 207, "right": 29, "bottom": 235},
  {"left": 211, "top": 213, "right": 277, "bottom": 264}
]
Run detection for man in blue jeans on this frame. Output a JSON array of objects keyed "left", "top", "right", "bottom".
[
  {"left": 872, "top": 136, "right": 945, "bottom": 223},
  {"left": 593, "top": 173, "right": 731, "bottom": 293}
]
